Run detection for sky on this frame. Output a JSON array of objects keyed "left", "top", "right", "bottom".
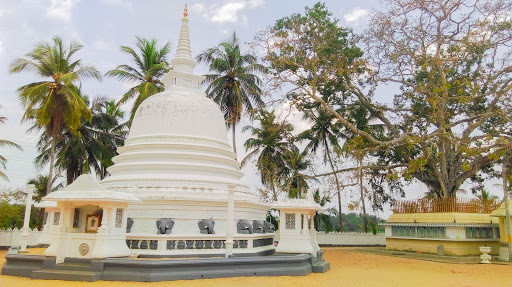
[{"left": 0, "top": 0, "right": 504, "bottom": 219}]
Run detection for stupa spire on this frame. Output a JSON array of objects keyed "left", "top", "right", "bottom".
[{"left": 171, "top": 4, "right": 196, "bottom": 74}]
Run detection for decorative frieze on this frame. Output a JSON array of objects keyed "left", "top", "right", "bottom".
[
  {"left": 54, "top": 212, "right": 61, "bottom": 225},
  {"left": 253, "top": 238, "right": 274, "bottom": 247},
  {"left": 285, "top": 213, "right": 295, "bottom": 230},
  {"left": 115, "top": 209, "right": 123, "bottom": 228},
  {"left": 150, "top": 240, "right": 158, "bottom": 250},
  {"left": 132, "top": 239, "right": 234, "bottom": 250}
]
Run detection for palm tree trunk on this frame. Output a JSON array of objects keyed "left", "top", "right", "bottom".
[
  {"left": 325, "top": 145, "right": 343, "bottom": 232},
  {"left": 232, "top": 122, "right": 237, "bottom": 157},
  {"left": 271, "top": 175, "right": 278, "bottom": 201},
  {"left": 359, "top": 156, "right": 368, "bottom": 233},
  {"left": 45, "top": 136, "right": 56, "bottom": 196}
]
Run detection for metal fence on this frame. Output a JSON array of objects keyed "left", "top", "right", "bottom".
[{"left": 392, "top": 198, "right": 501, "bottom": 214}]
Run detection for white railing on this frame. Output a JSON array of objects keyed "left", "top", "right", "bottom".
[
  {"left": 0, "top": 228, "right": 42, "bottom": 247},
  {"left": 315, "top": 231, "right": 386, "bottom": 246}
]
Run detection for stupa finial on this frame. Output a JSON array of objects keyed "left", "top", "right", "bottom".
[{"left": 170, "top": 3, "right": 195, "bottom": 74}]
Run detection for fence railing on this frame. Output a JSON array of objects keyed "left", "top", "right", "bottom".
[{"left": 392, "top": 198, "right": 501, "bottom": 214}]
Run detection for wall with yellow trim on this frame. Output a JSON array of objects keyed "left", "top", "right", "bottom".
[{"left": 386, "top": 238, "right": 500, "bottom": 255}]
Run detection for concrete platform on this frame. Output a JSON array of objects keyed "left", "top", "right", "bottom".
[{"left": 1, "top": 248, "right": 330, "bottom": 282}]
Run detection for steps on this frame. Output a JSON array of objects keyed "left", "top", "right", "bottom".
[
  {"left": 31, "top": 269, "right": 102, "bottom": 281},
  {"left": 31, "top": 260, "right": 102, "bottom": 281}
]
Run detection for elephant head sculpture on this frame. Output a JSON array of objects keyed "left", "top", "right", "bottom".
[
  {"left": 263, "top": 221, "right": 275, "bottom": 233},
  {"left": 198, "top": 219, "right": 215, "bottom": 234},
  {"left": 126, "top": 218, "right": 134, "bottom": 233},
  {"left": 156, "top": 218, "right": 175, "bottom": 234},
  {"left": 253, "top": 220, "right": 265, "bottom": 233},
  {"left": 237, "top": 219, "right": 253, "bottom": 234}
]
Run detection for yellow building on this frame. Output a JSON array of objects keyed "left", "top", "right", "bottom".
[{"left": 383, "top": 199, "right": 501, "bottom": 256}]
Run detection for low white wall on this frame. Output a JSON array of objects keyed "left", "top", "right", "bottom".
[
  {"left": 0, "top": 228, "right": 42, "bottom": 247},
  {"left": 1, "top": 229, "right": 386, "bottom": 248},
  {"left": 315, "top": 232, "right": 386, "bottom": 246}
]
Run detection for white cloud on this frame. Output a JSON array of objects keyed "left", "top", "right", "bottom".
[
  {"left": 191, "top": 0, "right": 264, "bottom": 24},
  {"left": 46, "top": 0, "right": 79, "bottom": 22},
  {"left": 343, "top": 7, "right": 368, "bottom": 25},
  {"left": 0, "top": 40, "right": 4, "bottom": 56},
  {"left": 0, "top": 8, "right": 14, "bottom": 17}
]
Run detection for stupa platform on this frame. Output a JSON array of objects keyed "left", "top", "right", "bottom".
[{"left": 1, "top": 247, "right": 329, "bottom": 282}]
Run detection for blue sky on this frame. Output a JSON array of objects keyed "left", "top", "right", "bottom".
[{"left": 7, "top": 0, "right": 500, "bottom": 218}]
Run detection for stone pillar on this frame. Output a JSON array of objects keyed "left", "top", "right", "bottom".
[
  {"left": 20, "top": 184, "right": 35, "bottom": 252},
  {"left": 226, "top": 185, "right": 235, "bottom": 258},
  {"left": 302, "top": 213, "right": 309, "bottom": 232},
  {"left": 54, "top": 206, "right": 68, "bottom": 264},
  {"left": 98, "top": 207, "right": 110, "bottom": 233}
]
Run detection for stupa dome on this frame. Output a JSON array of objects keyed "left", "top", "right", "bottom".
[{"left": 128, "top": 87, "right": 228, "bottom": 144}]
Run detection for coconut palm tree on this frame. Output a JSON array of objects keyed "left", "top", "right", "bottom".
[
  {"left": 242, "top": 109, "right": 294, "bottom": 201},
  {"left": 96, "top": 100, "right": 127, "bottom": 179},
  {"left": 313, "top": 189, "right": 331, "bottom": 230},
  {"left": 476, "top": 190, "right": 499, "bottom": 203},
  {"left": 197, "top": 32, "right": 265, "bottom": 156},
  {"left": 35, "top": 95, "right": 127, "bottom": 184},
  {"left": 282, "top": 149, "right": 312, "bottom": 199},
  {"left": 0, "top": 107, "right": 23, "bottom": 181},
  {"left": 27, "top": 173, "right": 63, "bottom": 230},
  {"left": 106, "top": 37, "right": 171, "bottom": 120},
  {"left": 10, "top": 36, "right": 101, "bottom": 194},
  {"left": 297, "top": 107, "right": 346, "bottom": 230},
  {"left": 27, "top": 174, "right": 63, "bottom": 202}
]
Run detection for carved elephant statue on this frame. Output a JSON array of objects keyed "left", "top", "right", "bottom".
[
  {"left": 126, "top": 218, "right": 134, "bottom": 233},
  {"left": 253, "top": 220, "right": 265, "bottom": 233},
  {"left": 237, "top": 219, "right": 253, "bottom": 234},
  {"left": 156, "top": 218, "right": 175, "bottom": 234},
  {"left": 263, "top": 221, "right": 276, "bottom": 233},
  {"left": 198, "top": 219, "right": 215, "bottom": 234}
]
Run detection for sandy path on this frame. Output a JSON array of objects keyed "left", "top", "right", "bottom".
[{"left": 1, "top": 248, "right": 511, "bottom": 287}]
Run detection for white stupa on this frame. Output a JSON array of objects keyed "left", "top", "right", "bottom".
[{"left": 100, "top": 6, "right": 274, "bottom": 256}]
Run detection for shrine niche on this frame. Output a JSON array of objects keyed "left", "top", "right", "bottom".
[
  {"left": 86, "top": 214, "right": 101, "bottom": 233},
  {"left": 41, "top": 174, "right": 140, "bottom": 263}
]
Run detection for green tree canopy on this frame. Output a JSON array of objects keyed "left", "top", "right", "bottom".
[
  {"left": 106, "top": 37, "right": 171, "bottom": 120},
  {"left": 257, "top": 1, "right": 512, "bottom": 202},
  {"left": 35, "top": 94, "right": 127, "bottom": 184},
  {"left": 243, "top": 109, "right": 295, "bottom": 201}
]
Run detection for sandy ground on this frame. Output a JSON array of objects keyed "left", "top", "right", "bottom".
[{"left": 1, "top": 248, "right": 511, "bottom": 287}]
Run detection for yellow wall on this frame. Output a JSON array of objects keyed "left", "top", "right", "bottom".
[{"left": 386, "top": 238, "right": 500, "bottom": 255}]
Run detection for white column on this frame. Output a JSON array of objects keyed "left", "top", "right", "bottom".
[
  {"left": 295, "top": 212, "right": 301, "bottom": 232},
  {"left": 302, "top": 213, "right": 309, "bottom": 231},
  {"left": 226, "top": 185, "right": 235, "bottom": 258},
  {"left": 20, "top": 184, "right": 35, "bottom": 252},
  {"left": 98, "top": 207, "right": 110, "bottom": 233}
]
